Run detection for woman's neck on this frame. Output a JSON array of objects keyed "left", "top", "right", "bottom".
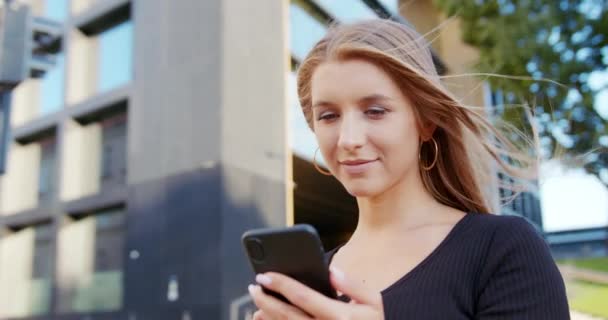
[{"left": 350, "top": 170, "right": 446, "bottom": 243}]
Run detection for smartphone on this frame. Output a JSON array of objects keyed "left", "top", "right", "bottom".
[{"left": 241, "top": 224, "right": 338, "bottom": 304}]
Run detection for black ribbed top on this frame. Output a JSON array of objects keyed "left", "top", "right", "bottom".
[{"left": 325, "top": 213, "right": 570, "bottom": 319}]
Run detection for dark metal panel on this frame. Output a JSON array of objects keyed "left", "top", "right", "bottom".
[
  {"left": 163, "top": 167, "right": 222, "bottom": 307},
  {"left": 63, "top": 185, "right": 128, "bottom": 216},
  {"left": 72, "top": 0, "right": 131, "bottom": 35},
  {"left": 219, "top": 165, "right": 288, "bottom": 320},
  {"left": 69, "top": 85, "right": 130, "bottom": 124},
  {"left": 123, "top": 175, "right": 169, "bottom": 314},
  {"left": 124, "top": 167, "right": 222, "bottom": 318},
  {"left": 1, "top": 206, "right": 55, "bottom": 229},
  {"left": 12, "top": 120, "right": 58, "bottom": 145}
]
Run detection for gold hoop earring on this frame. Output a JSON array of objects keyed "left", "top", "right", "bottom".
[
  {"left": 420, "top": 137, "right": 438, "bottom": 171},
  {"left": 313, "top": 148, "right": 332, "bottom": 176}
]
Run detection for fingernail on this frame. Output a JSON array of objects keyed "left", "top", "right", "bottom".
[
  {"left": 256, "top": 274, "right": 272, "bottom": 286},
  {"left": 330, "top": 266, "right": 345, "bottom": 281},
  {"left": 248, "top": 284, "right": 255, "bottom": 295}
]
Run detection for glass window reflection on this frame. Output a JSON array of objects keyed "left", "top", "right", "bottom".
[
  {"left": 377, "top": 0, "right": 400, "bottom": 15},
  {"left": 38, "top": 136, "right": 57, "bottom": 205},
  {"left": 99, "top": 21, "right": 133, "bottom": 93},
  {"left": 313, "top": 0, "right": 376, "bottom": 22},
  {"left": 289, "top": 72, "right": 322, "bottom": 163},
  {"left": 290, "top": 4, "right": 327, "bottom": 61},
  {"left": 45, "top": 0, "right": 68, "bottom": 21},
  {"left": 40, "top": 54, "right": 64, "bottom": 115}
]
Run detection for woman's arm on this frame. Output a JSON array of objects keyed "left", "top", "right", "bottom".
[{"left": 475, "top": 216, "right": 570, "bottom": 319}]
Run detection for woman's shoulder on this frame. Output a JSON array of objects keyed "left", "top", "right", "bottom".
[
  {"left": 467, "top": 211, "right": 537, "bottom": 225},
  {"left": 470, "top": 213, "right": 570, "bottom": 318},
  {"left": 469, "top": 212, "right": 559, "bottom": 282},
  {"left": 465, "top": 212, "right": 544, "bottom": 242},
  {"left": 458, "top": 213, "right": 554, "bottom": 272}
]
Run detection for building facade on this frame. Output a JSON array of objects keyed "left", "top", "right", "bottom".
[
  {"left": 0, "top": 0, "right": 544, "bottom": 319},
  {"left": 546, "top": 226, "right": 608, "bottom": 259}
]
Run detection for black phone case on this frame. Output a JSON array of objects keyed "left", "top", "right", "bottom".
[{"left": 241, "top": 224, "right": 338, "bottom": 303}]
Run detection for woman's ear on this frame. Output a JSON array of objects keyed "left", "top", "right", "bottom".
[{"left": 420, "top": 123, "right": 437, "bottom": 142}]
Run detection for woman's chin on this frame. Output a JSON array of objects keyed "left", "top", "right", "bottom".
[{"left": 343, "top": 183, "right": 383, "bottom": 198}]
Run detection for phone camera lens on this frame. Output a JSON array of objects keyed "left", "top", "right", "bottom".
[{"left": 246, "top": 239, "right": 265, "bottom": 262}]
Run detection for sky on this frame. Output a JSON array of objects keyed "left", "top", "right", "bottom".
[
  {"left": 540, "top": 161, "right": 608, "bottom": 232},
  {"left": 540, "top": 69, "right": 608, "bottom": 232}
]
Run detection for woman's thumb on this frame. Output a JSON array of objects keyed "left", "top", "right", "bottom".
[{"left": 329, "top": 266, "right": 382, "bottom": 306}]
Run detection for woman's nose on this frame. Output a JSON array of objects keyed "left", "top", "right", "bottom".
[{"left": 337, "top": 113, "right": 365, "bottom": 151}]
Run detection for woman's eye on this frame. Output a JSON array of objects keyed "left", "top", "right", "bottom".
[
  {"left": 366, "top": 107, "right": 387, "bottom": 117},
  {"left": 318, "top": 113, "right": 338, "bottom": 121},
  {"left": 316, "top": 107, "right": 386, "bottom": 121}
]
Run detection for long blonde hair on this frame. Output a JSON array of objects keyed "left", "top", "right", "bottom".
[{"left": 296, "top": 19, "right": 536, "bottom": 214}]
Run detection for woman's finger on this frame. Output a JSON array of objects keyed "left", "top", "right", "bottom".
[
  {"left": 256, "top": 272, "right": 342, "bottom": 318},
  {"left": 330, "top": 266, "right": 383, "bottom": 307},
  {"left": 249, "top": 284, "right": 310, "bottom": 319}
]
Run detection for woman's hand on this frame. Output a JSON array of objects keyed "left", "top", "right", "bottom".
[{"left": 248, "top": 267, "right": 384, "bottom": 319}]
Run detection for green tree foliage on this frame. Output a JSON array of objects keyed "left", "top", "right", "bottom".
[{"left": 433, "top": 0, "right": 608, "bottom": 184}]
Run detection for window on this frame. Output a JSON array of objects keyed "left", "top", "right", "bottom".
[
  {"left": 40, "top": 53, "right": 65, "bottom": 115},
  {"left": 59, "top": 208, "right": 125, "bottom": 312},
  {"left": 0, "top": 224, "right": 53, "bottom": 317},
  {"left": 289, "top": 2, "right": 329, "bottom": 161},
  {"left": 68, "top": 13, "right": 132, "bottom": 104},
  {"left": 98, "top": 21, "right": 133, "bottom": 93},
  {"left": 290, "top": 4, "right": 327, "bottom": 61},
  {"left": 313, "top": 0, "right": 376, "bottom": 22},
  {"left": 94, "top": 209, "right": 125, "bottom": 272},
  {"left": 71, "top": 0, "right": 105, "bottom": 16},
  {"left": 289, "top": 72, "right": 320, "bottom": 162},
  {"left": 377, "top": 0, "right": 400, "bottom": 15},
  {"left": 30, "top": 224, "right": 53, "bottom": 316},
  {"left": 38, "top": 136, "right": 57, "bottom": 204},
  {"left": 100, "top": 113, "right": 127, "bottom": 187},
  {"left": 44, "top": 0, "right": 69, "bottom": 22},
  {"left": 32, "top": 0, "right": 67, "bottom": 116}
]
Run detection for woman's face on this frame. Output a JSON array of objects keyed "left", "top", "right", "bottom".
[{"left": 310, "top": 59, "right": 423, "bottom": 197}]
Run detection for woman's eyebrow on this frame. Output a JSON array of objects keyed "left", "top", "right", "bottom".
[
  {"left": 359, "top": 94, "right": 392, "bottom": 103},
  {"left": 312, "top": 94, "right": 392, "bottom": 109},
  {"left": 311, "top": 100, "right": 334, "bottom": 109}
]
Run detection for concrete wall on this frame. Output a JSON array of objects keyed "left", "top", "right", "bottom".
[
  {"left": 127, "top": 0, "right": 290, "bottom": 318},
  {"left": 0, "top": 228, "right": 35, "bottom": 318},
  {"left": 60, "top": 120, "right": 101, "bottom": 201},
  {"left": 0, "top": 142, "right": 40, "bottom": 214}
]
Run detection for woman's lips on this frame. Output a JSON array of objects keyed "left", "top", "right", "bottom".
[{"left": 340, "top": 159, "right": 377, "bottom": 175}]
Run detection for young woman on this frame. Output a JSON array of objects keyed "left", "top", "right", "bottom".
[{"left": 248, "top": 19, "right": 570, "bottom": 319}]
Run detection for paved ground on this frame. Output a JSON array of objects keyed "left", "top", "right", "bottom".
[
  {"left": 559, "top": 265, "right": 608, "bottom": 285},
  {"left": 559, "top": 264, "right": 607, "bottom": 319},
  {"left": 571, "top": 310, "right": 606, "bottom": 320}
]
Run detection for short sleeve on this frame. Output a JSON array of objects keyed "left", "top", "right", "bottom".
[{"left": 475, "top": 216, "right": 570, "bottom": 319}]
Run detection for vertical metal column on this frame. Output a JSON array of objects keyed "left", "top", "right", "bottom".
[{"left": 0, "top": 90, "right": 11, "bottom": 174}]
